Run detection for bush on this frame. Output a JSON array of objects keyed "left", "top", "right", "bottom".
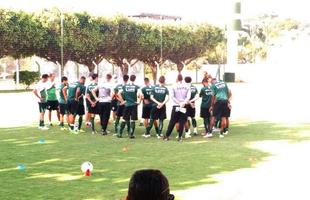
[{"left": 13, "top": 71, "right": 40, "bottom": 89}]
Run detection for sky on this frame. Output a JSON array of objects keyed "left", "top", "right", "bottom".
[{"left": 0, "top": 0, "right": 309, "bottom": 25}]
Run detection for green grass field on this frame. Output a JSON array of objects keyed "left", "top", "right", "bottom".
[{"left": 0, "top": 121, "right": 309, "bottom": 200}]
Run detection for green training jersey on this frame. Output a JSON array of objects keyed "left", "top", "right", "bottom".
[
  {"left": 114, "top": 83, "right": 124, "bottom": 105},
  {"left": 200, "top": 86, "right": 213, "bottom": 108},
  {"left": 190, "top": 84, "right": 198, "bottom": 100},
  {"left": 211, "top": 81, "right": 229, "bottom": 101},
  {"left": 122, "top": 83, "right": 140, "bottom": 107},
  {"left": 141, "top": 85, "right": 153, "bottom": 104},
  {"left": 68, "top": 81, "right": 81, "bottom": 101},
  {"left": 58, "top": 84, "right": 67, "bottom": 104},
  {"left": 86, "top": 82, "right": 98, "bottom": 102},
  {"left": 151, "top": 84, "right": 169, "bottom": 105},
  {"left": 78, "top": 85, "right": 86, "bottom": 105}
]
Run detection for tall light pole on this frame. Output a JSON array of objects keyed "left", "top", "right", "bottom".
[{"left": 60, "top": 11, "right": 64, "bottom": 77}]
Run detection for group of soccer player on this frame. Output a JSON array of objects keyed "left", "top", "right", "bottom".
[{"left": 33, "top": 71, "right": 232, "bottom": 141}]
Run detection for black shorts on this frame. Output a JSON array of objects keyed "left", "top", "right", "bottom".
[
  {"left": 200, "top": 107, "right": 211, "bottom": 118},
  {"left": 38, "top": 102, "right": 47, "bottom": 113},
  {"left": 47, "top": 100, "right": 59, "bottom": 111},
  {"left": 98, "top": 102, "right": 112, "bottom": 121},
  {"left": 86, "top": 101, "right": 99, "bottom": 114},
  {"left": 186, "top": 105, "right": 196, "bottom": 118},
  {"left": 67, "top": 100, "right": 79, "bottom": 115},
  {"left": 77, "top": 104, "right": 85, "bottom": 116},
  {"left": 116, "top": 105, "right": 125, "bottom": 117},
  {"left": 150, "top": 105, "right": 167, "bottom": 120},
  {"left": 123, "top": 105, "right": 138, "bottom": 121},
  {"left": 111, "top": 99, "right": 118, "bottom": 112},
  {"left": 213, "top": 100, "right": 230, "bottom": 118},
  {"left": 142, "top": 104, "right": 152, "bottom": 119},
  {"left": 170, "top": 106, "right": 187, "bottom": 123},
  {"left": 59, "top": 103, "right": 68, "bottom": 115}
]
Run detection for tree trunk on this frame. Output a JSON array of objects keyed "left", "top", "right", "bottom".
[
  {"left": 177, "top": 63, "right": 183, "bottom": 74},
  {"left": 150, "top": 64, "right": 157, "bottom": 84}
]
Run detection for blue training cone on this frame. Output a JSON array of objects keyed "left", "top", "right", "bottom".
[
  {"left": 38, "top": 139, "right": 45, "bottom": 144},
  {"left": 17, "top": 164, "right": 25, "bottom": 171}
]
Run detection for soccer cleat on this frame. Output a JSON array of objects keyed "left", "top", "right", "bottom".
[
  {"left": 193, "top": 132, "right": 198, "bottom": 136},
  {"left": 203, "top": 133, "right": 213, "bottom": 138},
  {"left": 117, "top": 134, "right": 123, "bottom": 138},
  {"left": 101, "top": 130, "right": 108, "bottom": 135},
  {"left": 70, "top": 129, "right": 79, "bottom": 134},
  {"left": 79, "top": 129, "right": 86, "bottom": 133},
  {"left": 156, "top": 134, "right": 161, "bottom": 139},
  {"left": 142, "top": 134, "right": 151, "bottom": 138},
  {"left": 219, "top": 134, "right": 224, "bottom": 138},
  {"left": 185, "top": 133, "right": 191, "bottom": 139},
  {"left": 60, "top": 127, "right": 66, "bottom": 131},
  {"left": 91, "top": 131, "right": 97, "bottom": 135},
  {"left": 48, "top": 122, "right": 53, "bottom": 127},
  {"left": 163, "top": 136, "right": 169, "bottom": 141},
  {"left": 40, "top": 126, "right": 49, "bottom": 130},
  {"left": 112, "top": 133, "right": 118, "bottom": 136},
  {"left": 223, "top": 130, "right": 229, "bottom": 135},
  {"left": 177, "top": 137, "right": 183, "bottom": 142},
  {"left": 129, "top": 135, "right": 135, "bottom": 139}
]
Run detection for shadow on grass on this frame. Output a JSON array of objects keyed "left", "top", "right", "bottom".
[{"left": 0, "top": 121, "right": 310, "bottom": 200}]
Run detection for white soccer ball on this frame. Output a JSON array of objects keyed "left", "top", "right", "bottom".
[{"left": 81, "top": 161, "right": 93, "bottom": 173}]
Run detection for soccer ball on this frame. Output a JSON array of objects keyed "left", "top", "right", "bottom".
[{"left": 81, "top": 161, "right": 93, "bottom": 173}]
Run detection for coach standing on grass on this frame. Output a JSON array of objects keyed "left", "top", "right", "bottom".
[
  {"left": 164, "top": 74, "right": 191, "bottom": 142},
  {"left": 33, "top": 74, "right": 49, "bottom": 130},
  {"left": 91, "top": 74, "right": 114, "bottom": 135}
]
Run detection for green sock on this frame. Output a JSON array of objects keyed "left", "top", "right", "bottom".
[
  {"left": 90, "top": 117, "right": 95, "bottom": 131},
  {"left": 119, "top": 121, "right": 126, "bottom": 135},
  {"left": 192, "top": 118, "right": 197, "bottom": 128},
  {"left": 158, "top": 120, "right": 164, "bottom": 135},
  {"left": 130, "top": 121, "right": 135, "bottom": 136},
  {"left": 60, "top": 122, "right": 64, "bottom": 127},
  {"left": 203, "top": 118, "right": 209, "bottom": 133},
  {"left": 146, "top": 119, "right": 154, "bottom": 135},
  {"left": 78, "top": 116, "right": 83, "bottom": 130},
  {"left": 126, "top": 121, "right": 131, "bottom": 134},
  {"left": 115, "top": 117, "right": 120, "bottom": 132}
]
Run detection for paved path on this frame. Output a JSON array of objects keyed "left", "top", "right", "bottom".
[{"left": 175, "top": 140, "right": 310, "bottom": 200}]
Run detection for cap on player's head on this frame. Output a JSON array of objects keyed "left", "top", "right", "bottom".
[
  {"left": 159, "top": 76, "right": 165, "bottom": 84},
  {"left": 106, "top": 73, "right": 112, "bottom": 80},
  {"left": 123, "top": 74, "right": 129, "bottom": 82},
  {"left": 61, "top": 76, "right": 68, "bottom": 83},
  {"left": 184, "top": 76, "right": 192, "bottom": 83},
  {"left": 42, "top": 74, "right": 49, "bottom": 79},
  {"left": 130, "top": 75, "right": 136, "bottom": 82},
  {"left": 177, "top": 74, "right": 183, "bottom": 82}
]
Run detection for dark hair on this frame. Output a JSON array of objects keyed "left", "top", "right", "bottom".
[
  {"left": 127, "top": 169, "right": 170, "bottom": 200},
  {"left": 144, "top": 78, "right": 150, "bottom": 82},
  {"left": 159, "top": 76, "right": 165, "bottom": 84},
  {"left": 80, "top": 76, "right": 86, "bottom": 80},
  {"left": 42, "top": 74, "right": 49, "bottom": 79},
  {"left": 130, "top": 75, "right": 136, "bottom": 82},
  {"left": 123, "top": 75, "right": 129, "bottom": 82},
  {"left": 61, "top": 76, "right": 68, "bottom": 82},
  {"left": 202, "top": 78, "right": 208, "bottom": 83},
  {"left": 184, "top": 76, "right": 192, "bottom": 83},
  {"left": 91, "top": 73, "right": 98, "bottom": 80},
  {"left": 106, "top": 74, "right": 112, "bottom": 80},
  {"left": 177, "top": 74, "right": 183, "bottom": 82}
]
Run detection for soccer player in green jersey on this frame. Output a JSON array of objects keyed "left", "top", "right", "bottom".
[
  {"left": 118, "top": 75, "right": 141, "bottom": 138},
  {"left": 77, "top": 78, "right": 86, "bottom": 132},
  {"left": 210, "top": 79, "right": 232, "bottom": 138},
  {"left": 145, "top": 76, "right": 169, "bottom": 139},
  {"left": 184, "top": 76, "right": 199, "bottom": 137},
  {"left": 85, "top": 74, "right": 99, "bottom": 134},
  {"left": 114, "top": 75, "right": 129, "bottom": 134},
  {"left": 141, "top": 78, "right": 159, "bottom": 135},
  {"left": 199, "top": 78, "right": 214, "bottom": 138},
  {"left": 46, "top": 73, "right": 60, "bottom": 126},
  {"left": 33, "top": 74, "right": 49, "bottom": 130},
  {"left": 58, "top": 76, "right": 68, "bottom": 130},
  {"left": 67, "top": 76, "right": 86, "bottom": 132}
]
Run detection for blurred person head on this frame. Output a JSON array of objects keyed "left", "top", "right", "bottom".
[{"left": 127, "top": 169, "right": 174, "bottom": 200}]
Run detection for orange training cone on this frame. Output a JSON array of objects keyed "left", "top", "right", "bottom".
[{"left": 85, "top": 169, "right": 91, "bottom": 176}]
